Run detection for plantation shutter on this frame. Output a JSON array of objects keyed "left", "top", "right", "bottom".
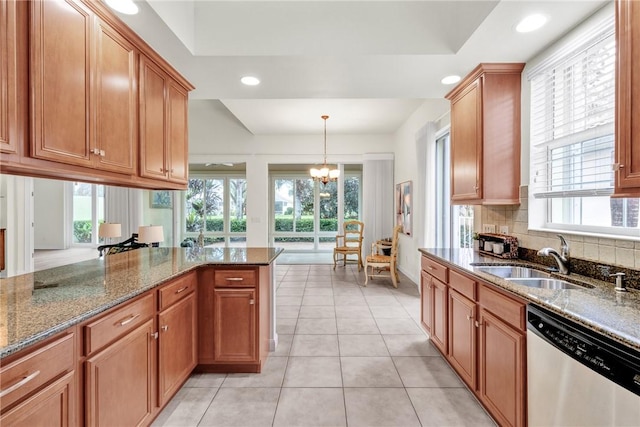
[{"left": 529, "top": 16, "right": 615, "bottom": 199}]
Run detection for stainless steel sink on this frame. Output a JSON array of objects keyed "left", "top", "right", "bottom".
[
  {"left": 473, "top": 265, "right": 551, "bottom": 279},
  {"left": 505, "top": 278, "right": 587, "bottom": 290}
]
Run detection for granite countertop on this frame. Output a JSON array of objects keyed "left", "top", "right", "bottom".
[
  {"left": 0, "top": 247, "right": 283, "bottom": 358},
  {"left": 419, "top": 248, "right": 640, "bottom": 352}
]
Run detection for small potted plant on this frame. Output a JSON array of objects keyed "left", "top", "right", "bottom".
[{"left": 472, "top": 232, "right": 480, "bottom": 251}]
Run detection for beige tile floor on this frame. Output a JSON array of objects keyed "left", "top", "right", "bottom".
[{"left": 152, "top": 264, "right": 496, "bottom": 427}]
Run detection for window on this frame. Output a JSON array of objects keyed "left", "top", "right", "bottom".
[
  {"left": 435, "top": 132, "right": 474, "bottom": 248},
  {"left": 72, "top": 183, "right": 104, "bottom": 245},
  {"left": 529, "top": 14, "right": 639, "bottom": 236},
  {"left": 271, "top": 171, "right": 361, "bottom": 251},
  {"left": 185, "top": 176, "right": 246, "bottom": 246}
]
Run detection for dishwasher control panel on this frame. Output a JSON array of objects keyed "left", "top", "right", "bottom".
[{"left": 527, "top": 305, "right": 640, "bottom": 397}]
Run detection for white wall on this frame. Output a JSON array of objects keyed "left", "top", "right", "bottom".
[
  {"left": 391, "top": 100, "right": 449, "bottom": 284},
  {"left": 34, "top": 178, "right": 67, "bottom": 250}
]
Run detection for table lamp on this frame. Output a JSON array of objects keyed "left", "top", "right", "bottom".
[{"left": 138, "top": 225, "right": 164, "bottom": 247}]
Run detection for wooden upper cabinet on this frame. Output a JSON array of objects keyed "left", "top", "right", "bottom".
[
  {"left": 31, "top": 0, "right": 92, "bottom": 167},
  {"left": 167, "top": 81, "right": 189, "bottom": 184},
  {"left": 449, "top": 78, "right": 482, "bottom": 202},
  {"left": 446, "top": 63, "right": 524, "bottom": 205},
  {"left": 614, "top": 0, "right": 640, "bottom": 196},
  {"left": 93, "top": 17, "right": 137, "bottom": 175},
  {"left": 140, "top": 56, "right": 167, "bottom": 180},
  {"left": 30, "top": 0, "right": 137, "bottom": 174},
  {"left": 140, "top": 55, "right": 191, "bottom": 184},
  {"left": 0, "top": 0, "right": 22, "bottom": 156}
]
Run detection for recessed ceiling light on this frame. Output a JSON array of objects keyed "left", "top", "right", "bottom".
[
  {"left": 105, "top": 0, "right": 139, "bottom": 15},
  {"left": 516, "top": 14, "right": 547, "bottom": 33},
  {"left": 241, "top": 76, "right": 260, "bottom": 86},
  {"left": 441, "top": 75, "right": 461, "bottom": 85}
]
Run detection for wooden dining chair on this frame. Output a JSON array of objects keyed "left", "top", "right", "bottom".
[
  {"left": 333, "top": 220, "right": 365, "bottom": 271},
  {"left": 364, "top": 224, "right": 402, "bottom": 287}
]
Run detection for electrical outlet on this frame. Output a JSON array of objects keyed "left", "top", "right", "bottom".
[
  {"left": 482, "top": 224, "right": 496, "bottom": 233},
  {"left": 499, "top": 225, "right": 509, "bottom": 234}
]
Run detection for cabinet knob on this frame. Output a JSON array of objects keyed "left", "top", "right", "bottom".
[
  {"left": 249, "top": 299, "right": 255, "bottom": 305},
  {"left": 466, "top": 315, "right": 472, "bottom": 321},
  {"left": 161, "top": 325, "right": 169, "bottom": 332},
  {"left": 99, "top": 150, "right": 105, "bottom": 157},
  {"left": 151, "top": 332, "right": 159, "bottom": 340},
  {"left": 475, "top": 320, "right": 483, "bottom": 328},
  {"left": 612, "top": 163, "right": 625, "bottom": 171}
]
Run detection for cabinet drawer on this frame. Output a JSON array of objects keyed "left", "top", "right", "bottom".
[
  {"left": 0, "top": 332, "right": 74, "bottom": 410},
  {"left": 84, "top": 293, "right": 154, "bottom": 355},
  {"left": 478, "top": 284, "right": 525, "bottom": 331},
  {"left": 449, "top": 270, "right": 476, "bottom": 300},
  {"left": 421, "top": 256, "right": 448, "bottom": 283},
  {"left": 159, "top": 271, "right": 196, "bottom": 310},
  {"left": 214, "top": 269, "right": 256, "bottom": 288}
]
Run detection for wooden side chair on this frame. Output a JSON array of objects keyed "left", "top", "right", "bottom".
[
  {"left": 333, "top": 220, "right": 364, "bottom": 271},
  {"left": 364, "top": 224, "right": 402, "bottom": 287}
]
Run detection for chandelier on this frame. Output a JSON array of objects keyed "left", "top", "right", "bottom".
[{"left": 310, "top": 115, "right": 339, "bottom": 185}]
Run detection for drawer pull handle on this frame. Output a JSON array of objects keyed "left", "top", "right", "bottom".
[
  {"left": 0, "top": 371, "right": 41, "bottom": 398},
  {"left": 119, "top": 314, "right": 140, "bottom": 326},
  {"left": 175, "top": 286, "right": 188, "bottom": 294},
  {"left": 428, "top": 266, "right": 435, "bottom": 270},
  {"left": 226, "top": 277, "right": 244, "bottom": 281}
]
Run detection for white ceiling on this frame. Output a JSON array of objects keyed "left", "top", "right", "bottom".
[{"left": 119, "top": 0, "right": 609, "bottom": 135}]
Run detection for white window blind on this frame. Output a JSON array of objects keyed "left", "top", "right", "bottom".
[{"left": 529, "top": 17, "right": 615, "bottom": 199}]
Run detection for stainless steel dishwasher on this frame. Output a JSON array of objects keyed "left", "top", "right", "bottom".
[{"left": 527, "top": 304, "right": 640, "bottom": 426}]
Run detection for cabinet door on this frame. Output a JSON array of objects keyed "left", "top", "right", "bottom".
[
  {"left": 93, "top": 18, "right": 137, "bottom": 174},
  {"left": 213, "top": 288, "right": 257, "bottom": 363},
  {"left": 0, "top": 371, "right": 75, "bottom": 427},
  {"left": 420, "top": 271, "right": 433, "bottom": 336},
  {"left": 478, "top": 309, "right": 525, "bottom": 427},
  {"left": 158, "top": 292, "right": 197, "bottom": 406},
  {"left": 0, "top": 0, "right": 19, "bottom": 155},
  {"left": 31, "top": 0, "right": 93, "bottom": 167},
  {"left": 85, "top": 319, "right": 155, "bottom": 427},
  {"left": 615, "top": 0, "right": 640, "bottom": 194},
  {"left": 450, "top": 77, "right": 482, "bottom": 203},
  {"left": 448, "top": 289, "right": 476, "bottom": 389},
  {"left": 431, "top": 278, "right": 448, "bottom": 354},
  {"left": 166, "top": 81, "right": 188, "bottom": 184},
  {"left": 139, "top": 56, "right": 167, "bottom": 180}
]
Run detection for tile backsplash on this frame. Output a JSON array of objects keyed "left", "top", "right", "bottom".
[{"left": 479, "top": 186, "right": 640, "bottom": 271}]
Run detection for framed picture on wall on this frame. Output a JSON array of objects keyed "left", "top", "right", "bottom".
[
  {"left": 396, "top": 181, "right": 412, "bottom": 236},
  {"left": 150, "top": 190, "right": 172, "bottom": 209}
]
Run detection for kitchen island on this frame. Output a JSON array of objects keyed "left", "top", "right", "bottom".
[{"left": 0, "top": 247, "right": 282, "bottom": 426}]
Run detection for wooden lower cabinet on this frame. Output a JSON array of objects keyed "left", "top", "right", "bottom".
[
  {"left": 420, "top": 271, "right": 433, "bottom": 336},
  {"left": 158, "top": 292, "right": 197, "bottom": 406},
  {"left": 448, "top": 289, "right": 477, "bottom": 389},
  {"left": 0, "top": 371, "right": 75, "bottom": 427},
  {"left": 85, "top": 319, "right": 155, "bottom": 427},
  {"left": 431, "top": 277, "right": 448, "bottom": 354},
  {"left": 478, "top": 308, "right": 526, "bottom": 427},
  {"left": 419, "top": 254, "right": 526, "bottom": 427},
  {"left": 213, "top": 288, "right": 257, "bottom": 363}
]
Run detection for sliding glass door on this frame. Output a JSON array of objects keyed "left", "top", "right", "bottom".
[{"left": 272, "top": 173, "right": 360, "bottom": 252}]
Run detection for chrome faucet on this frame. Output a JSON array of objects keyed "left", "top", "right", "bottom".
[{"left": 537, "top": 234, "right": 570, "bottom": 274}]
